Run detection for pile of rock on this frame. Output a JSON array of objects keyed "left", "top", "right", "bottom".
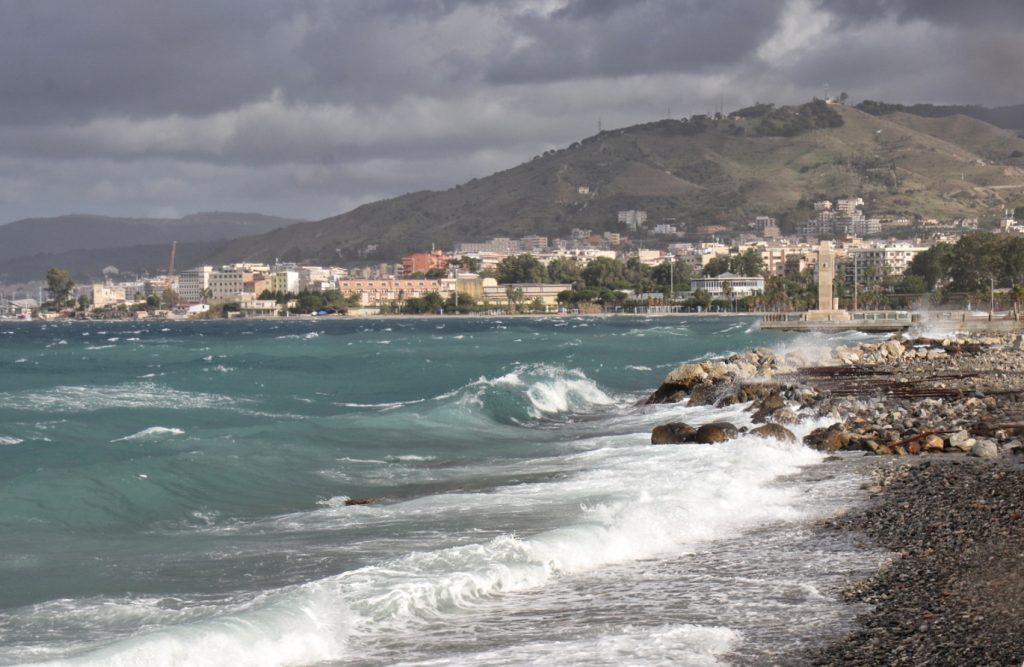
[{"left": 647, "top": 333, "right": 1024, "bottom": 460}]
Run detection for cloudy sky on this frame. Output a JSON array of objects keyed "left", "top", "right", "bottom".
[{"left": 2, "top": 0, "right": 1022, "bottom": 223}]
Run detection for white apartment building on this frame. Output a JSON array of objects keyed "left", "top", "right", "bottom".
[{"left": 839, "top": 243, "right": 929, "bottom": 284}]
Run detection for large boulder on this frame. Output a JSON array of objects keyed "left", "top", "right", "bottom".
[
  {"left": 651, "top": 422, "right": 697, "bottom": 445},
  {"left": 693, "top": 422, "right": 739, "bottom": 444},
  {"left": 969, "top": 439, "right": 999, "bottom": 460},
  {"left": 687, "top": 383, "right": 720, "bottom": 406},
  {"left": 750, "top": 423, "right": 796, "bottom": 442},
  {"left": 804, "top": 424, "right": 850, "bottom": 451},
  {"left": 882, "top": 339, "right": 906, "bottom": 360},
  {"left": 663, "top": 362, "right": 708, "bottom": 388},
  {"left": 946, "top": 430, "right": 974, "bottom": 452}
]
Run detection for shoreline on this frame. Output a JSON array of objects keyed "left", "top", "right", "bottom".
[{"left": 645, "top": 331, "right": 1024, "bottom": 665}]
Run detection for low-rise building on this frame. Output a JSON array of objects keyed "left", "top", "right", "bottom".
[
  {"left": 336, "top": 277, "right": 454, "bottom": 307},
  {"left": 689, "top": 272, "right": 765, "bottom": 298},
  {"left": 481, "top": 281, "right": 572, "bottom": 312}
]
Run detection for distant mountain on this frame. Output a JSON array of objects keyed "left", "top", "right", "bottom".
[
  {"left": 0, "top": 240, "right": 224, "bottom": 284},
  {"left": 0, "top": 212, "right": 300, "bottom": 262},
  {"left": 856, "top": 100, "right": 1024, "bottom": 130},
  {"left": 209, "top": 101, "right": 1024, "bottom": 265}
]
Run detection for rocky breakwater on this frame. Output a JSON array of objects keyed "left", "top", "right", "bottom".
[
  {"left": 645, "top": 348, "right": 809, "bottom": 445},
  {"left": 646, "top": 334, "right": 1024, "bottom": 462},
  {"left": 797, "top": 334, "right": 1024, "bottom": 461}
]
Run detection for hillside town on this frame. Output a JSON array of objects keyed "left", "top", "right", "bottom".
[{"left": 3, "top": 195, "right": 1023, "bottom": 319}]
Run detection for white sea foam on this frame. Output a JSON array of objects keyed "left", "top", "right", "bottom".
[
  {"left": 458, "top": 364, "right": 617, "bottom": 420},
  {"left": 113, "top": 427, "right": 185, "bottom": 442},
  {"left": 0, "top": 383, "right": 237, "bottom": 413},
  {"left": 392, "top": 624, "right": 739, "bottom": 667},
  {"left": 35, "top": 429, "right": 827, "bottom": 667},
  {"left": 0, "top": 436, "right": 23, "bottom": 446}
]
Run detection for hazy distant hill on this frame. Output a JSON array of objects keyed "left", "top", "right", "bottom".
[
  {"left": 857, "top": 100, "right": 1024, "bottom": 130},
  {"left": 210, "top": 101, "right": 1024, "bottom": 265},
  {"left": 0, "top": 212, "right": 299, "bottom": 261},
  {"left": 0, "top": 241, "right": 224, "bottom": 284}
]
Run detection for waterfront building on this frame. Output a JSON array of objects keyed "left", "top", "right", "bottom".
[{"left": 689, "top": 272, "right": 765, "bottom": 298}]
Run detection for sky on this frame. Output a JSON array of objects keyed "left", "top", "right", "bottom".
[{"left": 2, "top": 0, "right": 1023, "bottom": 224}]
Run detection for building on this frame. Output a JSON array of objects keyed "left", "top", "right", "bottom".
[
  {"left": 238, "top": 300, "right": 282, "bottom": 317},
  {"left": 836, "top": 197, "right": 865, "bottom": 219},
  {"left": 653, "top": 224, "right": 678, "bottom": 235},
  {"left": 481, "top": 281, "right": 572, "bottom": 312},
  {"left": 518, "top": 235, "right": 549, "bottom": 251},
  {"left": 617, "top": 210, "right": 648, "bottom": 231},
  {"left": 753, "top": 215, "right": 781, "bottom": 239},
  {"left": 336, "top": 277, "right": 453, "bottom": 307},
  {"left": 208, "top": 268, "right": 246, "bottom": 301},
  {"left": 838, "top": 243, "right": 929, "bottom": 284},
  {"left": 177, "top": 266, "right": 214, "bottom": 304},
  {"left": 401, "top": 249, "right": 449, "bottom": 275},
  {"left": 689, "top": 272, "right": 765, "bottom": 298},
  {"left": 456, "top": 238, "right": 517, "bottom": 254},
  {"left": 79, "top": 283, "right": 127, "bottom": 308},
  {"left": 271, "top": 270, "right": 300, "bottom": 294}
]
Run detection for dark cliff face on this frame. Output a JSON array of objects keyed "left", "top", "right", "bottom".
[{"left": 209, "top": 103, "right": 1024, "bottom": 264}]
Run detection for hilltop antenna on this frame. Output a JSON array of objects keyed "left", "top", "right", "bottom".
[
  {"left": 597, "top": 118, "right": 603, "bottom": 133},
  {"left": 823, "top": 83, "right": 830, "bottom": 101}
]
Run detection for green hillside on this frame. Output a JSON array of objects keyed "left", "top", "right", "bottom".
[{"left": 212, "top": 102, "right": 1024, "bottom": 264}]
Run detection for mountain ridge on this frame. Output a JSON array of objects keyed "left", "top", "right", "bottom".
[{"left": 209, "top": 101, "right": 1024, "bottom": 265}]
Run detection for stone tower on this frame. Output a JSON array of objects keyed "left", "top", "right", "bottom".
[{"left": 817, "top": 241, "right": 834, "bottom": 311}]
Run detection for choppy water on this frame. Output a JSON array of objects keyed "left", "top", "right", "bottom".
[{"left": 0, "top": 317, "right": 884, "bottom": 666}]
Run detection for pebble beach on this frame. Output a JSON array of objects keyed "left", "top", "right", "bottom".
[{"left": 646, "top": 330, "right": 1024, "bottom": 666}]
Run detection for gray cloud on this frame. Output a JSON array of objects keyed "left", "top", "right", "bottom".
[{"left": 0, "top": 0, "right": 1021, "bottom": 224}]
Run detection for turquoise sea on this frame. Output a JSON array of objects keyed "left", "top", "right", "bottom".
[{"left": 0, "top": 317, "right": 880, "bottom": 666}]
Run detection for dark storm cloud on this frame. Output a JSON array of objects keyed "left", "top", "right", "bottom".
[
  {"left": 487, "top": 0, "right": 787, "bottom": 84},
  {"left": 816, "top": 0, "right": 1024, "bottom": 26},
  {"left": 1, "top": 0, "right": 1022, "bottom": 223}
]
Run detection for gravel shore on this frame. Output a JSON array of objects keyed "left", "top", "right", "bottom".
[
  {"left": 802, "top": 456, "right": 1024, "bottom": 666},
  {"left": 646, "top": 332, "right": 1024, "bottom": 666}
]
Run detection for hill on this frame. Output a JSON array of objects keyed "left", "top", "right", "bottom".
[
  {"left": 201, "top": 102, "right": 1024, "bottom": 265},
  {"left": 0, "top": 212, "right": 299, "bottom": 262},
  {"left": 857, "top": 101, "right": 1024, "bottom": 130},
  {"left": 0, "top": 240, "right": 226, "bottom": 284}
]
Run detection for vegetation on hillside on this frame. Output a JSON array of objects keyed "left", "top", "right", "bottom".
[{"left": 211, "top": 101, "right": 1024, "bottom": 266}]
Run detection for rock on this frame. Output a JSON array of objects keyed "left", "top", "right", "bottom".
[
  {"left": 715, "top": 392, "right": 743, "bottom": 407},
  {"left": 969, "top": 439, "right": 999, "bottom": 460},
  {"left": 344, "top": 497, "right": 386, "bottom": 506},
  {"left": 663, "top": 362, "right": 708, "bottom": 388},
  {"left": 805, "top": 424, "right": 848, "bottom": 451},
  {"left": 947, "top": 430, "right": 973, "bottom": 451},
  {"left": 702, "top": 361, "right": 731, "bottom": 382},
  {"left": 651, "top": 422, "right": 697, "bottom": 444},
  {"left": 770, "top": 407, "right": 800, "bottom": 425},
  {"left": 693, "top": 422, "right": 738, "bottom": 444},
  {"left": 882, "top": 339, "right": 906, "bottom": 360},
  {"left": 687, "top": 383, "right": 719, "bottom": 406},
  {"left": 751, "top": 423, "right": 796, "bottom": 442},
  {"left": 757, "top": 393, "right": 786, "bottom": 411},
  {"left": 922, "top": 434, "right": 945, "bottom": 451}
]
